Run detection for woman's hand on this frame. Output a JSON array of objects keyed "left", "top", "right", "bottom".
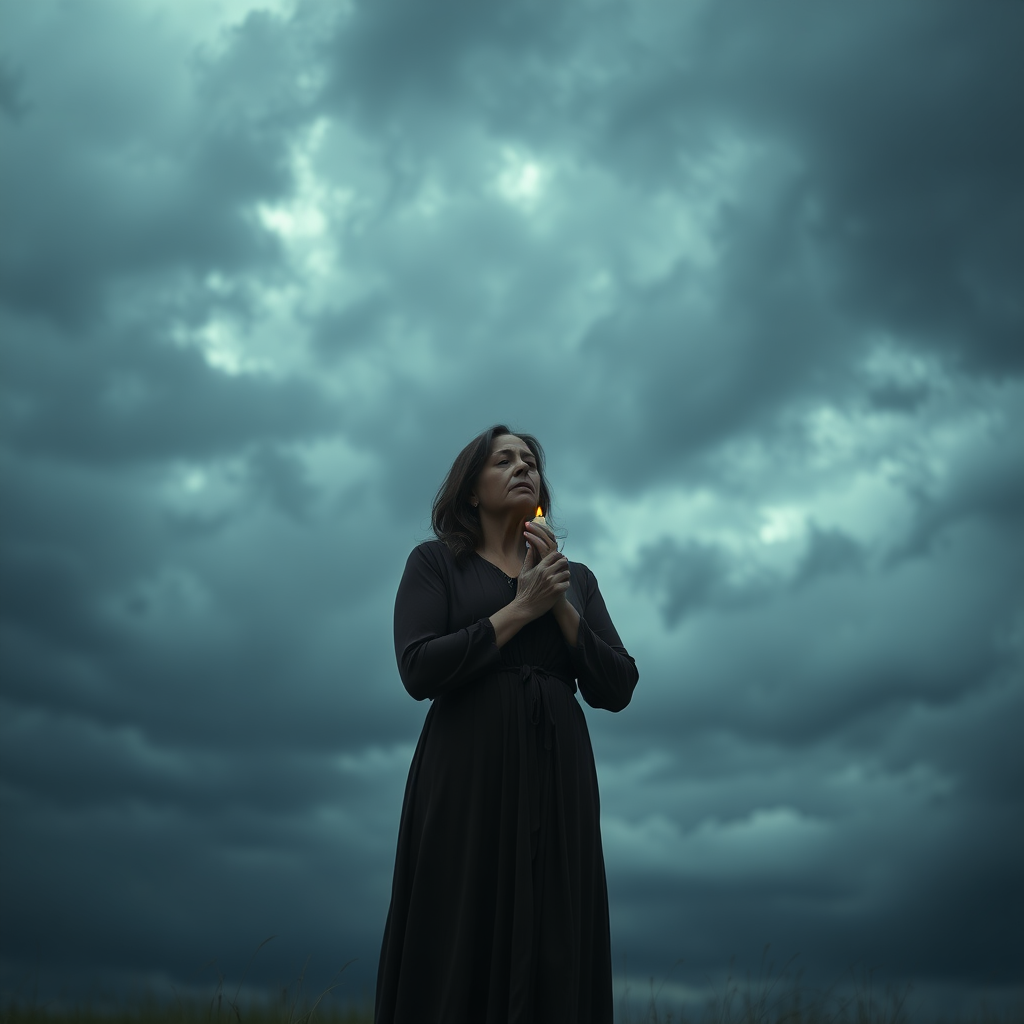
[
  {"left": 521, "top": 520, "right": 568, "bottom": 606},
  {"left": 488, "top": 520, "right": 573, "bottom": 649},
  {"left": 524, "top": 519, "right": 580, "bottom": 646},
  {"left": 524, "top": 519, "right": 558, "bottom": 560},
  {"left": 514, "top": 546, "right": 571, "bottom": 619}
]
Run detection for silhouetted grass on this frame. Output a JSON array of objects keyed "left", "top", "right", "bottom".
[
  {"left": 3, "top": 941, "right": 1020, "bottom": 1024},
  {"left": 0, "top": 1004, "right": 373, "bottom": 1024},
  {"left": 0, "top": 979, "right": 373, "bottom": 1024},
  {"left": 0, "top": 937, "right": 371, "bottom": 1024},
  {"left": 617, "top": 945, "right": 1023, "bottom": 1024}
]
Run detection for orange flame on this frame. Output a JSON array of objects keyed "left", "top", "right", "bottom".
[{"left": 535, "top": 506, "right": 544, "bottom": 518}]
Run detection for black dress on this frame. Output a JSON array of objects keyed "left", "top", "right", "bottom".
[{"left": 375, "top": 541, "right": 638, "bottom": 1024}]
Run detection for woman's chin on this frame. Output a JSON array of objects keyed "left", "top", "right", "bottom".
[{"left": 506, "top": 486, "right": 534, "bottom": 503}]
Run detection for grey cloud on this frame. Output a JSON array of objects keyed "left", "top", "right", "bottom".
[
  {"left": 616, "top": 530, "right": 1022, "bottom": 754},
  {"left": 635, "top": 522, "right": 867, "bottom": 629},
  {"left": 595, "top": 1, "right": 1024, "bottom": 371},
  {"left": 888, "top": 414, "right": 1024, "bottom": 562},
  {"left": 793, "top": 523, "right": 865, "bottom": 587},
  {"left": 320, "top": 0, "right": 571, "bottom": 131},
  {"left": 245, "top": 445, "right": 320, "bottom": 523},
  {"left": 316, "top": 0, "right": 1023, "bottom": 497},
  {"left": 0, "top": 57, "right": 29, "bottom": 121},
  {"left": 2, "top": 316, "right": 337, "bottom": 465},
  {"left": 579, "top": 270, "right": 843, "bottom": 486},
  {"left": 0, "top": 5, "right": 316, "bottom": 329},
  {"left": 1, "top": 791, "right": 383, "bottom": 1000},
  {"left": 310, "top": 292, "right": 393, "bottom": 361},
  {"left": 0, "top": 709, "right": 346, "bottom": 814},
  {"left": 552, "top": 0, "right": 1023, "bottom": 492},
  {"left": 635, "top": 537, "right": 767, "bottom": 627},
  {"left": 865, "top": 377, "right": 931, "bottom": 414}
]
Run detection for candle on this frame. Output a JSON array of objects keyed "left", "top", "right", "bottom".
[{"left": 527, "top": 507, "right": 558, "bottom": 555}]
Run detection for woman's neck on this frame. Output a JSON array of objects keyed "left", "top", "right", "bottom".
[{"left": 476, "top": 513, "right": 528, "bottom": 569}]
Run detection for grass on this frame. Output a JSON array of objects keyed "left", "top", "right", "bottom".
[
  {"left": 0, "top": 937, "right": 373, "bottom": 1024},
  {"left": 0, "top": 1003, "right": 373, "bottom": 1024},
  {"left": 617, "top": 946, "right": 1023, "bottom": 1024},
  {"left": 2, "top": 943, "right": 1020, "bottom": 1024}
]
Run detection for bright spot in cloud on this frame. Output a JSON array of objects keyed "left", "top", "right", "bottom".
[
  {"left": 256, "top": 120, "right": 334, "bottom": 280},
  {"left": 172, "top": 318, "right": 270, "bottom": 376},
  {"left": 496, "top": 148, "right": 546, "bottom": 208},
  {"left": 183, "top": 470, "right": 206, "bottom": 493},
  {"left": 758, "top": 505, "right": 804, "bottom": 544}
]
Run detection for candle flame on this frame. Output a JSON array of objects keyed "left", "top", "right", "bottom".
[{"left": 535, "top": 506, "right": 544, "bottom": 518}]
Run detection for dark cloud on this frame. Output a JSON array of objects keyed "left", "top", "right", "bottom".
[
  {"left": 563, "top": 0, "right": 1023, "bottom": 489},
  {"left": 892, "top": 423, "right": 1024, "bottom": 561},
  {"left": 634, "top": 536, "right": 774, "bottom": 627},
  {"left": 0, "top": 4, "right": 315, "bottom": 329},
  {"left": 0, "top": 56, "right": 30, "bottom": 121},
  {"left": 3, "top": 321, "right": 337, "bottom": 465},
  {"left": 794, "top": 523, "right": 865, "bottom": 587},
  {"left": 245, "top": 444, "right": 320, "bottom": 522},
  {"left": 865, "top": 377, "right": 931, "bottom": 414},
  {"left": 320, "top": 0, "right": 573, "bottom": 137},
  {"left": 596, "top": 1, "right": 1024, "bottom": 373}
]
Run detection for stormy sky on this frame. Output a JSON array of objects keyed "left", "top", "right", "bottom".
[{"left": 1, "top": 0, "right": 1022, "bottom": 1017}]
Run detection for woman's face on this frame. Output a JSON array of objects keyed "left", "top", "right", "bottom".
[{"left": 471, "top": 434, "right": 541, "bottom": 518}]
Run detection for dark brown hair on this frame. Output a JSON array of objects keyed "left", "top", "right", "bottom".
[{"left": 432, "top": 424, "right": 552, "bottom": 562}]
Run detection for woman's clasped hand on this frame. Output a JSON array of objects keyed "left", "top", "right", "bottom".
[{"left": 515, "top": 521, "right": 571, "bottom": 616}]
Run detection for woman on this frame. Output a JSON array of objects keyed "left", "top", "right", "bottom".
[{"left": 375, "top": 425, "right": 638, "bottom": 1024}]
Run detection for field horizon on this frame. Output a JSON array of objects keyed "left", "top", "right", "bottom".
[{"left": 3, "top": 944, "right": 1021, "bottom": 1024}]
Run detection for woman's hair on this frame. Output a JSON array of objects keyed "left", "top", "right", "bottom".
[{"left": 433, "top": 424, "right": 552, "bottom": 562}]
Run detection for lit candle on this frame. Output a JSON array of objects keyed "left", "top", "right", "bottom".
[{"left": 527, "top": 507, "right": 557, "bottom": 556}]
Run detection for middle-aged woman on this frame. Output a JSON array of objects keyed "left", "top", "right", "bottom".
[{"left": 375, "top": 424, "right": 638, "bottom": 1024}]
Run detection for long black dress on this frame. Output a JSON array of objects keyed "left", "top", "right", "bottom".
[{"left": 375, "top": 540, "right": 638, "bottom": 1024}]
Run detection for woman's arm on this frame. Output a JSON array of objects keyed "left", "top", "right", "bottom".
[
  {"left": 551, "top": 597, "right": 581, "bottom": 647},
  {"left": 565, "top": 564, "right": 638, "bottom": 712},
  {"left": 394, "top": 545, "right": 501, "bottom": 701},
  {"left": 521, "top": 520, "right": 636, "bottom": 709}
]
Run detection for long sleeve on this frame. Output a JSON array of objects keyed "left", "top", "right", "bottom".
[
  {"left": 394, "top": 543, "right": 501, "bottom": 701},
  {"left": 567, "top": 563, "right": 639, "bottom": 712}
]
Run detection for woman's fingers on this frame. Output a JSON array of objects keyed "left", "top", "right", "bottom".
[
  {"left": 523, "top": 552, "right": 563, "bottom": 585},
  {"left": 537, "top": 550, "right": 567, "bottom": 574},
  {"left": 517, "top": 549, "right": 569, "bottom": 613},
  {"left": 540, "top": 551, "right": 570, "bottom": 592},
  {"left": 523, "top": 541, "right": 539, "bottom": 571},
  {"left": 524, "top": 521, "right": 557, "bottom": 557}
]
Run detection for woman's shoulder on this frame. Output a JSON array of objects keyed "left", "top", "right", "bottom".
[
  {"left": 406, "top": 539, "right": 458, "bottom": 573},
  {"left": 567, "top": 559, "right": 600, "bottom": 598},
  {"left": 568, "top": 557, "right": 596, "bottom": 580}
]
